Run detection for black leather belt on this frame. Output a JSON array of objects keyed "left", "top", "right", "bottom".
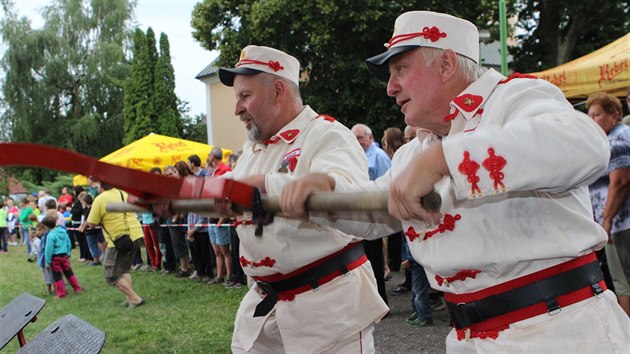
[
  {"left": 446, "top": 261, "right": 605, "bottom": 330},
  {"left": 253, "top": 243, "right": 365, "bottom": 317}
]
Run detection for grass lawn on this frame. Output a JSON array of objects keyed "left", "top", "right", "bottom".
[{"left": 0, "top": 244, "right": 247, "bottom": 353}]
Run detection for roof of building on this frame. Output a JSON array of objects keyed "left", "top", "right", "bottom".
[{"left": 195, "top": 58, "right": 219, "bottom": 80}]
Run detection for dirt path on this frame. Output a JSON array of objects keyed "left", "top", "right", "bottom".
[{"left": 373, "top": 269, "right": 451, "bottom": 353}]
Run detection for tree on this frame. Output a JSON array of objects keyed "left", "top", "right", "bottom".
[
  {"left": 123, "top": 27, "right": 158, "bottom": 144},
  {"left": 181, "top": 112, "right": 208, "bottom": 143},
  {"left": 154, "top": 32, "right": 182, "bottom": 137},
  {"left": 124, "top": 28, "right": 183, "bottom": 143},
  {"left": 510, "top": 0, "right": 630, "bottom": 72},
  {"left": 191, "top": 0, "right": 516, "bottom": 139},
  {"left": 123, "top": 28, "right": 147, "bottom": 144},
  {"left": 0, "top": 0, "right": 135, "bottom": 183}
]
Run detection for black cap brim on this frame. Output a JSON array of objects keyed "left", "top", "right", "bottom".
[
  {"left": 365, "top": 45, "right": 420, "bottom": 82},
  {"left": 218, "top": 67, "right": 264, "bottom": 86}
]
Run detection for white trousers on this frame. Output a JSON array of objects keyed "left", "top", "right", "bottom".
[{"left": 231, "top": 312, "right": 375, "bottom": 354}]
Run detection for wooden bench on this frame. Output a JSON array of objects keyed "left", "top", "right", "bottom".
[
  {"left": 17, "top": 314, "right": 106, "bottom": 354},
  {"left": 0, "top": 292, "right": 46, "bottom": 349}
]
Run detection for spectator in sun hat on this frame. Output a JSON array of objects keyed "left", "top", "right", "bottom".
[
  {"left": 152, "top": 45, "right": 388, "bottom": 353},
  {"left": 281, "top": 10, "right": 630, "bottom": 353}
]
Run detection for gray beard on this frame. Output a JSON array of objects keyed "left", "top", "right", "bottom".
[{"left": 247, "top": 123, "right": 264, "bottom": 143}]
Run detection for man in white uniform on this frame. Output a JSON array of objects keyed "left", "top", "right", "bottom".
[
  {"left": 281, "top": 11, "right": 630, "bottom": 353},
  {"left": 217, "top": 45, "right": 388, "bottom": 353}
]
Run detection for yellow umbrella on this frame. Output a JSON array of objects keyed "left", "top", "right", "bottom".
[
  {"left": 73, "top": 133, "right": 232, "bottom": 186},
  {"left": 531, "top": 32, "right": 630, "bottom": 99}
]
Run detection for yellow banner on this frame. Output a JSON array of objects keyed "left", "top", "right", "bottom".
[{"left": 531, "top": 33, "right": 630, "bottom": 99}]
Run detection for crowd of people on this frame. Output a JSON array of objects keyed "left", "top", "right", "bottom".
[
  {"left": 0, "top": 149, "right": 246, "bottom": 303},
  {"left": 2, "top": 9, "right": 630, "bottom": 353}
]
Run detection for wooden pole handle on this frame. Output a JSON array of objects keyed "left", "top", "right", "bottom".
[{"left": 106, "top": 191, "right": 442, "bottom": 214}]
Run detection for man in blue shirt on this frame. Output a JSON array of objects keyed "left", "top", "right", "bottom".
[
  {"left": 351, "top": 123, "right": 392, "bottom": 305},
  {"left": 351, "top": 124, "right": 391, "bottom": 180}
]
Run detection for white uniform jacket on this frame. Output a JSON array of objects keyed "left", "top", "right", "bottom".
[
  {"left": 367, "top": 70, "right": 629, "bottom": 352},
  {"left": 228, "top": 106, "right": 388, "bottom": 353}
]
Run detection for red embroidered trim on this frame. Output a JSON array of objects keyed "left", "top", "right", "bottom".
[
  {"left": 240, "top": 256, "right": 276, "bottom": 268},
  {"left": 263, "top": 136, "right": 281, "bottom": 145},
  {"left": 444, "top": 108, "right": 460, "bottom": 121},
  {"left": 236, "top": 59, "right": 284, "bottom": 72},
  {"left": 456, "top": 328, "right": 501, "bottom": 341},
  {"left": 435, "top": 269, "right": 481, "bottom": 286},
  {"left": 386, "top": 26, "right": 447, "bottom": 48},
  {"left": 319, "top": 114, "right": 336, "bottom": 122},
  {"left": 253, "top": 257, "right": 276, "bottom": 268},
  {"left": 473, "top": 109, "right": 484, "bottom": 117},
  {"left": 404, "top": 226, "right": 421, "bottom": 241},
  {"left": 279, "top": 129, "right": 300, "bottom": 141},
  {"left": 482, "top": 148, "right": 506, "bottom": 192},
  {"left": 423, "top": 213, "right": 461, "bottom": 240},
  {"left": 458, "top": 151, "right": 481, "bottom": 196},
  {"left": 453, "top": 94, "right": 483, "bottom": 113},
  {"left": 498, "top": 72, "right": 537, "bottom": 85}
]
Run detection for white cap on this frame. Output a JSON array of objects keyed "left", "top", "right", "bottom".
[
  {"left": 219, "top": 45, "right": 300, "bottom": 86},
  {"left": 366, "top": 11, "right": 479, "bottom": 81}
]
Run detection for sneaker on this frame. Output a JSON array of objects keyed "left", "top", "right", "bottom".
[
  {"left": 208, "top": 277, "right": 224, "bottom": 285},
  {"left": 131, "top": 264, "right": 142, "bottom": 271},
  {"left": 409, "top": 318, "right": 434, "bottom": 327},
  {"left": 390, "top": 285, "right": 411, "bottom": 295},
  {"left": 85, "top": 261, "right": 101, "bottom": 267},
  {"left": 225, "top": 279, "right": 241, "bottom": 288},
  {"left": 127, "top": 298, "right": 145, "bottom": 309},
  {"left": 406, "top": 312, "right": 418, "bottom": 323},
  {"left": 78, "top": 258, "right": 87, "bottom": 263},
  {"left": 140, "top": 264, "right": 152, "bottom": 271}
]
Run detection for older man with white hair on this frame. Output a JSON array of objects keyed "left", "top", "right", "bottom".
[{"left": 282, "top": 10, "right": 630, "bottom": 353}]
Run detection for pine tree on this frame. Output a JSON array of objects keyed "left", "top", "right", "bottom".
[
  {"left": 154, "top": 32, "right": 182, "bottom": 137},
  {"left": 123, "top": 28, "right": 146, "bottom": 144}
]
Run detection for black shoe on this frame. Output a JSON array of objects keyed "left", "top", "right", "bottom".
[
  {"left": 175, "top": 270, "right": 190, "bottom": 278},
  {"left": 390, "top": 285, "right": 410, "bottom": 295}
]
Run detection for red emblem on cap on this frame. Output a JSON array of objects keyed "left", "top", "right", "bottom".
[
  {"left": 387, "top": 26, "right": 447, "bottom": 48},
  {"left": 236, "top": 59, "right": 285, "bottom": 72},
  {"left": 453, "top": 94, "right": 482, "bottom": 112},
  {"left": 422, "top": 26, "right": 447, "bottom": 42}
]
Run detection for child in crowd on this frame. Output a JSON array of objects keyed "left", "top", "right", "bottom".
[
  {"left": 33, "top": 223, "right": 54, "bottom": 295},
  {"left": 45, "top": 199, "right": 66, "bottom": 227},
  {"left": 43, "top": 213, "right": 82, "bottom": 298}
]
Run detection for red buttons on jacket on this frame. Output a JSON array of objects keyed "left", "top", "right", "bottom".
[
  {"left": 458, "top": 151, "right": 482, "bottom": 197},
  {"left": 424, "top": 213, "right": 462, "bottom": 240},
  {"left": 404, "top": 226, "right": 421, "bottom": 241},
  {"left": 482, "top": 148, "right": 507, "bottom": 192}
]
